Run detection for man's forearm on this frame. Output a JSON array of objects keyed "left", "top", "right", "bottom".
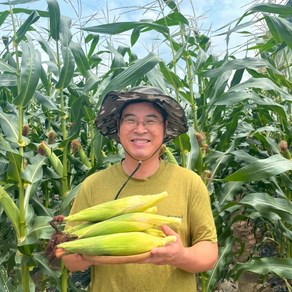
[{"left": 174, "top": 241, "right": 218, "bottom": 273}]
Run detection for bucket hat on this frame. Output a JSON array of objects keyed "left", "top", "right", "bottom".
[{"left": 95, "top": 86, "right": 188, "bottom": 142}]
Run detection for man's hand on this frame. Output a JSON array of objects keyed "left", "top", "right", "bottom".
[
  {"left": 142, "top": 225, "right": 218, "bottom": 273},
  {"left": 143, "top": 225, "right": 186, "bottom": 266}
]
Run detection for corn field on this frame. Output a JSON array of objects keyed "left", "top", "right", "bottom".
[{"left": 0, "top": 0, "right": 291, "bottom": 291}]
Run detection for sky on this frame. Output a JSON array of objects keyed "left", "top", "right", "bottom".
[
  {"left": 0, "top": 0, "right": 285, "bottom": 58},
  {"left": 65, "top": 0, "right": 257, "bottom": 56}
]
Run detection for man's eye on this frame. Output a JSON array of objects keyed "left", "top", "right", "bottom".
[
  {"left": 123, "top": 118, "right": 136, "bottom": 124},
  {"left": 145, "top": 119, "right": 158, "bottom": 125}
]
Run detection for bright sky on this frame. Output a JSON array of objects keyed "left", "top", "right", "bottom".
[{"left": 0, "top": 0, "right": 284, "bottom": 58}]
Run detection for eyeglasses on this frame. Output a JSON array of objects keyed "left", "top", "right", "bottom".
[{"left": 121, "top": 116, "right": 164, "bottom": 129}]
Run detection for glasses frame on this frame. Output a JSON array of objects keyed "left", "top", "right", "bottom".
[{"left": 120, "top": 116, "right": 164, "bottom": 130}]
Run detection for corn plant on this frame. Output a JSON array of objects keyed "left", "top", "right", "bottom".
[{"left": 0, "top": 0, "right": 291, "bottom": 291}]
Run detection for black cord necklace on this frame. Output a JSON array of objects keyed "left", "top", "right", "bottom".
[{"left": 113, "top": 160, "right": 142, "bottom": 200}]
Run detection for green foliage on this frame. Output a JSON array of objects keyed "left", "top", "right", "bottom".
[{"left": 0, "top": 1, "right": 291, "bottom": 291}]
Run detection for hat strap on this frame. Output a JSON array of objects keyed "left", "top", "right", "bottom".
[{"left": 114, "top": 160, "right": 142, "bottom": 200}]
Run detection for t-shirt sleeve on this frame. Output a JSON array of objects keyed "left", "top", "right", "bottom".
[
  {"left": 189, "top": 175, "right": 217, "bottom": 245},
  {"left": 64, "top": 178, "right": 92, "bottom": 230}
]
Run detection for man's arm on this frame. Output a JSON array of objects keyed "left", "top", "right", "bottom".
[{"left": 62, "top": 225, "right": 218, "bottom": 273}]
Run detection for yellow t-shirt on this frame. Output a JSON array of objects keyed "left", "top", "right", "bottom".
[{"left": 68, "top": 160, "right": 217, "bottom": 291}]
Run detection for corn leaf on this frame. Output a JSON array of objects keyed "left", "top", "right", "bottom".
[
  {"left": 0, "top": 110, "right": 18, "bottom": 144},
  {"left": 99, "top": 52, "right": 161, "bottom": 102},
  {"left": 20, "top": 216, "right": 54, "bottom": 243},
  {"left": 32, "top": 253, "right": 61, "bottom": 283},
  {"left": 207, "top": 237, "right": 234, "bottom": 291},
  {"left": 33, "top": 253, "right": 61, "bottom": 281},
  {"left": 38, "top": 39, "right": 58, "bottom": 63},
  {"left": 0, "top": 186, "right": 20, "bottom": 239},
  {"left": 59, "top": 16, "right": 72, "bottom": 47},
  {"left": 154, "top": 12, "right": 189, "bottom": 26},
  {"left": 1, "top": 0, "right": 38, "bottom": 4},
  {"left": 55, "top": 46, "right": 75, "bottom": 89},
  {"left": 60, "top": 184, "right": 81, "bottom": 214},
  {"left": 249, "top": 3, "right": 292, "bottom": 17},
  {"left": 6, "top": 151, "right": 22, "bottom": 184},
  {"left": 278, "top": 220, "right": 292, "bottom": 241},
  {"left": 70, "top": 42, "right": 90, "bottom": 77},
  {"left": 84, "top": 71, "right": 100, "bottom": 93},
  {"left": 83, "top": 21, "right": 169, "bottom": 35},
  {"left": 34, "top": 91, "right": 59, "bottom": 110},
  {"left": 218, "top": 181, "right": 244, "bottom": 206},
  {"left": 202, "top": 58, "right": 280, "bottom": 78},
  {"left": 22, "top": 155, "right": 46, "bottom": 213},
  {"left": 107, "top": 44, "right": 126, "bottom": 68},
  {"left": 224, "top": 155, "right": 292, "bottom": 182},
  {"left": 159, "top": 62, "right": 182, "bottom": 89},
  {"left": 0, "top": 59, "right": 16, "bottom": 73},
  {"left": 15, "top": 10, "right": 40, "bottom": 44},
  {"left": 14, "top": 40, "right": 41, "bottom": 107},
  {"left": 239, "top": 193, "right": 292, "bottom": 224},
  {"left": 85, "top": 34, "right": 99, "bottom": 58},
  {"left": 264, "top": 15, "right": 292, "bottom": 50},
  {"left": 0, "top": 73, "right": 17, "bottom": 87},
  {"left": 0, "top": 265, "right": 15, "bottom": 291},
  {"left": 229, "top": 258, "right": 292, "bottom": 280},
  {"left": 46, "top": 0, "right": 60, "bottom": 41},
  {"left": 228, "top": 77, "right": 292, "bottom": 101}
]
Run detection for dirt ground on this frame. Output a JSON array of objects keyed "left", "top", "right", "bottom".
[{"left": 216, "top": 221, "right": 288, "bottom": 292}]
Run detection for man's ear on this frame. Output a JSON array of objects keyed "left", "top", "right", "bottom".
[
  {"left": 117, "top": 120, "right": 121, "bottom": 138},
  {"left": 164, "top": 120, "right": 168, "bottom": 138}
]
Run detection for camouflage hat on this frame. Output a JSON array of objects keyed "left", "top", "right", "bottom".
[{"left": 95, "top": 86, "right": 188, "bottom": 142}]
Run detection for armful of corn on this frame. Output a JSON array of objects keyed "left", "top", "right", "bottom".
[{"left": 47, "top": 191, "right": 181, "bottom": 259}]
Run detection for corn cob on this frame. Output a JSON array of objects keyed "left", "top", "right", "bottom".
[
  {"left": 64, "top": 192, "right": 168, "bottom": 222},
  {"left": 144, "top": 228, "right": 166, "bottom": 238},
  {"left": 65, "top": 222, "right": 91, "bottom": 234},
  {"left": 38, "top": 142, "right": 63, "bottom": 177},
  {"left": 107, "top": 212, "right": 181, "bottom": 225},
  {"left": 56, "top": 232, "right": 176, "bottom": 257},
  {"left": 143, "top": 206, "right": 158, "bottom": 214},
  {"left": 71, "top": 220, "right": 153, "bottom": 238},
  {"left": 70, "top": 212, "right": 180, "bottom": 238}
]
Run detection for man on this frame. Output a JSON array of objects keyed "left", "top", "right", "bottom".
[{"left": 63, "top": 86, "right": 218, "bottom": 291}]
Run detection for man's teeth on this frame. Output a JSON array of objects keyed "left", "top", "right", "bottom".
[{"left": 133, "top": 139, "right": 149, "bottom": 144}]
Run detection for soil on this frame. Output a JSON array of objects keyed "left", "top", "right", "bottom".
[{"left": 216, "top": 221, "right": 289, "bottom": 292}]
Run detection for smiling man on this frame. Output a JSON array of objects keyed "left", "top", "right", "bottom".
[{"left": 62, "top": 86, "right": 218, "bottom": 292}]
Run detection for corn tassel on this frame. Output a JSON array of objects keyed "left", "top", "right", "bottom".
[
  {"left": 56, "top": 232, "right": 176, "bottom": 257},
  {"left": 70, "top": 212, "right": 180, "bottom": 238},
  {"left": 64, "top": 192, "right": 168, "bottom": 222}
]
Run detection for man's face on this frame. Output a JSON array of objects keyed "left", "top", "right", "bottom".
[{"left": 118, "top": 102, "right": 166, "bottom": 161}]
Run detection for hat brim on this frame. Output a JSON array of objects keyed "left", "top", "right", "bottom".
[{"left": 95, "top": 90, "right": 188, "bottom": 142}]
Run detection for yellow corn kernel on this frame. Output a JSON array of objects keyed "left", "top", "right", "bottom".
[
  {"left": 64, "top": 192, "right": 168, "bottom": 222},
  {"left": 56, "top": 232, "right": 176, "bottom": 257}
]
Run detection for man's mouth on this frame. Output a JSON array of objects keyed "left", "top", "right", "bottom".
[{"left": 131, "top": 138, "right": 150, "bottom": 144}]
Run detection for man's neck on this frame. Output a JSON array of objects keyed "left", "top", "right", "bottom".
[{"left": 122, "top": 156, "right": 160, "bottom": 179}]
